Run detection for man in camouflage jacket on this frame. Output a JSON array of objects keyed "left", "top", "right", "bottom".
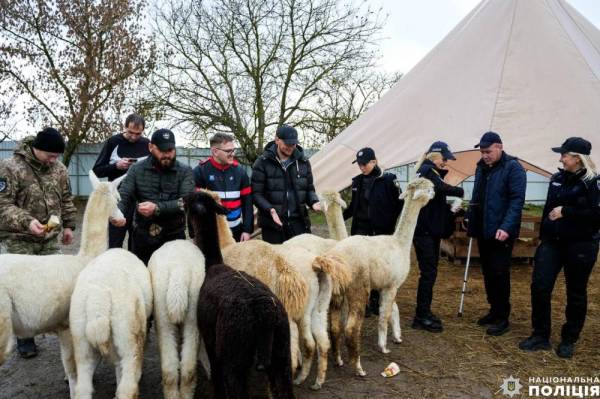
[
  {"left": 0, "top": 128, "right": 77, "bottom": 357},
  {"left": 114, "top": 128, "right": 194, "bottom": 265}
]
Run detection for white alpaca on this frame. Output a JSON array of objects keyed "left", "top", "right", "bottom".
[
  {"left": 0, "top": 171, "right": 123, "bottom": 397},
  {"left": 326, "top": 178, "right": 434, "bottom": 376},
  {"left": 148, "top": 239, "right": 205, "bottom": 399},
  {"left": 70, "top": 248, "right": 153, "bottom": 399},
  {"left": 285, "top": 190, "right": 348, "bottom": 255}
]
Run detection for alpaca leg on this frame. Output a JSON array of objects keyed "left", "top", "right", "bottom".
[
  {"left": 377, "top": 289, "right": 397, "bottom": 354},
  {"left": 57, "top": 329, "right": 77, "bottom": 399},
  {"left": 0, "top": 295, "right": 14, "bottom": 365},
  {"left": 179, "top": 322, "right": 199, "bottom": 399},
  {"left": 293, "top": 315, "right": 316, "bottom": 386},
  {"left": 73, "top": 340, "right": 97, "bottom": 399},
  {"left": 328, "top": 295, "right": 344, "bottom": 367},
  {"left": 310, "top": 308, "right": 330, "bottom": 390},
  {"left": 345, "top": 288, "right": 369, "bottom": 377},
  {"left": 115, "top": 350, "right": 144, "bottom": 399},
  {"left": 390, "top": 302, "right": 402, "bottom": 343},
  {"left": 288, "top": 319, "right": 300, "bottom": 373},
  {"left": 156, "top": 320, "right": 180, "bottom": 399},
  {"left": 221, "top": 365, "right": 249, "bottom": 399},
  {"left": 268, "top": 317, "right": 294, "bottom": 399},
  {"left": 198, "top": 336, "right": 211, "bottom": 379}
]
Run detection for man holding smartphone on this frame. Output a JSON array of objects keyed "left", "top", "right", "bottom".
[{"left": 93, "top": 113, "right": 150, "bottom": 248}]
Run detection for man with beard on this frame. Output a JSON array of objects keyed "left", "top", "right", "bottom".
[{"left": 112, "top": 128, "right": 194, "bottom": 265}]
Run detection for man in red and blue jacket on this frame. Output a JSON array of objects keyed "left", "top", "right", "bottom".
[{"left": 193, "top": 133, "right": 253, "bottom": 241}]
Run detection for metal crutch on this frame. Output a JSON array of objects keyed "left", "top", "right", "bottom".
[{"left": 457, "top": 237, "right": 473, "bottom": 317}]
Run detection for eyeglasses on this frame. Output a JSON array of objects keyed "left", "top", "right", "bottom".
[{"left": 216, "top": 147, "right": 236, "bottom": 155}]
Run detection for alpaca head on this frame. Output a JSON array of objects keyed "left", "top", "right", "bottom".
[
  {"left": 88, "top": 170, "right": 124, "bottom": 220},
  {"left": 400, "top": 177, "right": 435, "bottom": 207},
  {"left": 319, "top": 190, "right": 347, "bottom": 212},
  {"left": 184, "top": 191, "right": 229, "bottom": 222},
  {"left": 185, "top": 191, "right": 229, "bottom": 266}
]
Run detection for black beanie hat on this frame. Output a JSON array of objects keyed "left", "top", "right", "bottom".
[{"left": 32, "top": 128, "right": 65, "bottom": 153}]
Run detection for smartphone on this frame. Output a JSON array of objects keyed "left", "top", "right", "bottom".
[{"left": 129, "top": 158, "right": 138, "bottom": 163}]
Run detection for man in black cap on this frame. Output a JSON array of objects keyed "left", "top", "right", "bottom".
[
  {"left": 252, "top": 124, "right": 321, "bottom": 244},
  {"left": 343, "top": 147, "right": 403, "bottom": 315},
  {"left": 519, "top": 137, "right": 599, "bottom": 359},
  {"left": 466, "top": 131, "right": 526, "bottom": 336},
  {"left": 0, "top": 127, "right": 77, "bottom": 358},
  {"left": 113, "top": 128, "right": 194, "bottom": 264},
  {"left": 92, "top": 113, "right": 150, "bottom": 249}
]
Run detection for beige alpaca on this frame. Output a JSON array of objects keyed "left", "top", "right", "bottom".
[
  {"left": 70, "top": 249, "right": 153, "bottom": 399},
  {"left": 0, "top": 171, "right": 123, "bottom": 397},
  {"left": 326, "top": 178, "right": 434, "bottom": 376},
  {"left": 148, "top": 240, "right": 205, "bottom": 399}
]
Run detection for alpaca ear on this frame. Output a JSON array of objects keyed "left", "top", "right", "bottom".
[
  {"left": 338, "top": 197, "right": 347, "bottom": 209},
  {"left": 399, "top": 191, "right": 407, "bottom": 200},
  {"left": 111, "top": 173, "right": 127, "bottom": 191},
  {"left": 89, "top": 170, "right": 101, "bottom": 191}
]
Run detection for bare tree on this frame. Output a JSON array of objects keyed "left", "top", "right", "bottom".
[
  {"left": 300, "top": 70, "right": 401, "bottom": 147},
  {"left": 0, "top": 0, "right": 155, "bottom": 165},
  {"left": 149, "top": 0, "right": 386, "bottom": 162}
]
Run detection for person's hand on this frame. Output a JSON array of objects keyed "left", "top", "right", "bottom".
[
  {"left": 549, "top": 206, "right": 563, "bottom": 221},
  {"left": 240, "top": 232, "right": 251, "bottom": 242},
  {"left": 29, "top": 219, "right": 46, "bottom": 237},
  {"left": 270, "top": 208, "right": 283, "bottom": 227},
  {"left": 138, "top": 201, "right": 157, "bottom": 217},
  {"left": 109, "top": 217, "right": 126, "bottom": 227},
  {"left": 62, "top": 228, "right": 74, "bottom": 245},
  {"left": 311, "top": 202, "right": 322, "bottom": 212},
  {"left": 495, "top": 229, "right": 509, "bottom": 242},
  {"left": 116, "top": 158, "right": 132, "bottom": 170}
]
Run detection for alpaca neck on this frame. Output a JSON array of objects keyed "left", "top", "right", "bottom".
[
  {"left": 216, "top": 214, "right": 236, "bottom": 249},
  {"left": 193, "top": 212, "right": 224, "bottom": 267},
  {"left": 325, "top": 203, "right": 348, "bottom": 240},
  {"left": 77, "top": 187, "right": 110, "bottom": 258},
  {"left": 392, "top": 194, "right": 422, "bottom": 244}
]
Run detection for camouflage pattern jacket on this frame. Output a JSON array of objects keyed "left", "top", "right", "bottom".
[{"left": 0, "top": 137, "right": 77, "bottom": 243}]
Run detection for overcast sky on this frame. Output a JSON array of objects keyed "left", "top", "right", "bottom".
[{"left": 373, "top": 0, "right": 600, "bottom": 74}]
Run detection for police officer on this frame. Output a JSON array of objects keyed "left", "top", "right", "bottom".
[
  {"left": 519, "top": 137, "right": 599, "bottom": 359},
  {"left": 193, "top": 133, "right": 253, "bottom": 242},
  {"left": 92, "top": 113, "right": 150, "bottom": 249},
  {"left": 412, "top": 142, "right": 464, "bottom": 332},
  {"left": 114, "top": 128, "right": 194, "bottom": 265},
  {"left": 0, "top": 128, "right": 77, "bottom": 358},
  {"left": 343, "top": 147, "right": 403, "bottom": 315},
  {"left": 252, "top": 125, "right": 321, "bottom": 244},
  {"left": 467, "top": 131, "right": 526, "bottom": 336}
]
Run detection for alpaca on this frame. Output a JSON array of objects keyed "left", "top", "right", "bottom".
[
  {"left": 0, "top": 170, "right": 123, "bottom": 396},
  {"left": 69, "top": 248, "right": 153, "bottom": 399},
  {"left": 285, "top": 190, "right": 348, "bottom": 255},
  {"left": 187, "top": 191, "right": 294, "bottom": 399},
  {"left": 326, "top": 177, "right": 434, "bottom": 376},
  {"left": 148, "top": 239, "right": 205, "bottom": 399}
]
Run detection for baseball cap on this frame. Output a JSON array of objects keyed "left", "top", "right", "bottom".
[
  {"left": 352, "top": 147, "right": 376, "bottom": 164},
  {"left": 551, "top": 137, "right": 591, "bottom": 155},
  {"left": 427, "top": 141, "right": 456, "bottom": 160},
  {"left": 474, "top": 131, "right": 502, "bottom": 149},
  {"left": 151, "top": 129, "right": 176, "bottom": 151},
  {"left": 276, "top": 125, "right": 298, "bottom": 145}
]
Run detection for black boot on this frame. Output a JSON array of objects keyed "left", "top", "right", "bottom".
[
  {"left": 412, "top": 314, "right": 443, "bottom": 333},
  {"left": 17, "top": 337, "right": 38, "bottom": 359},
  {"left": 556, "top": 342, "right": 574, "bottom": 359},
  {"left": 486, "top": 319, "right": 510, "bottom": 336},
  {"left": 477, "top": 313, "right": 498, "bottom": 326},
  {"left": 518, "top": 335, "right": 551, "bottom": 351}
]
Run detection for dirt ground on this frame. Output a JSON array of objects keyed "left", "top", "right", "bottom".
[{"left": 1, "top": 203, "right": 599, "bottom": 398}]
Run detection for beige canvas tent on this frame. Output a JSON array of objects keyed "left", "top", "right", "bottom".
[{"left": 311, "top": 0, "right": 600, "bottom": 190}]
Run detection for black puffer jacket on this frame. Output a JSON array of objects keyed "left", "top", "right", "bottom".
[
  {"left": 539, "top": 168, "right": 600, "bottom": 242},
  {"left": 343, "top": 166, "right": 403, "bottom": 235},
  {"left": 414, "top": 159, "right": 464, "bottom": 238},
  {"left": 118, "top": 156, "right": 194, "bottom": 231},
  {"left": 252, "top": 141, "right": 319, "bottom": 230}
]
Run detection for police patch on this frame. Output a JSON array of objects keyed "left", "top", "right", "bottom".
[{"left": 0, "top": 177, "right": 6, "bottom": 193}]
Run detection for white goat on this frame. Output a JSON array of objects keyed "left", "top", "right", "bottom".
[
  {"left": 0, "top": 171, "right": 123, "bottom": 397},
  {"left": 70, "top": 248, "right": 153, "bottom": 399},
  {"left": 148, "top": 239, "right": 205, "bottom": 399}
]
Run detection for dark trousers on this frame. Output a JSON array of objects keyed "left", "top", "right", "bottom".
[
  {"left": 131, "top": 227, "right": 186, "bottom": 265},
  {"left": 231, "top": 225, "right": 243, "bottom": 242},
  {"left": 108, "top": 205, "right": 134, "bottom": 249},
  {"left": 413, "top": 235, "right": 441, "bottom": 317},
  {"left": 478, "top": 238, "right": 514, "bottom": 320},
  {"left": 531, "top": 240, "right": 598, "bottom": 343},
  {"left": 261, "top": 218, "right": 309, "bottom": 244}
]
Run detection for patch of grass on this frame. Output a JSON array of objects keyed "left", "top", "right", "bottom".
[
  {"left": 309, "top": 210, "right": 326, "bottom": 225},
  {"left": 523, "top": 203, "right": 544, "bottom": 217}
]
